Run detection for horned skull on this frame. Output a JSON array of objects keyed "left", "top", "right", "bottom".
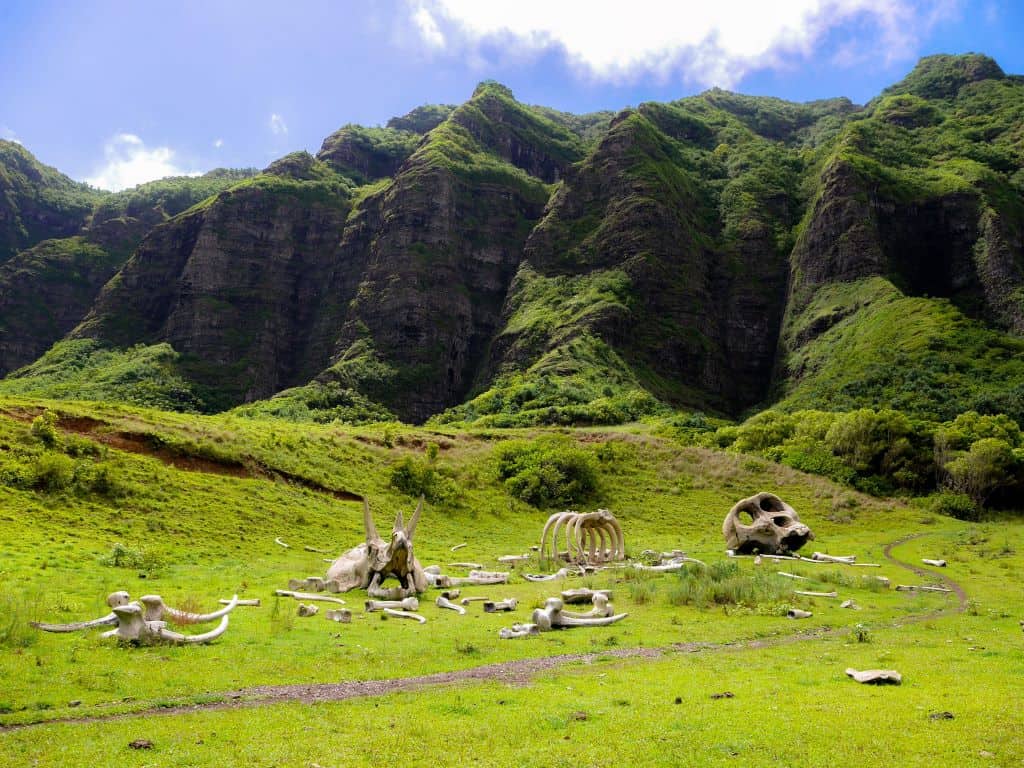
[
  {"left": 324, "top": 497, "right": 428, "bottom": 599},
  {"left": 722, "top": 492, "right": 814, "bottom": 555}
]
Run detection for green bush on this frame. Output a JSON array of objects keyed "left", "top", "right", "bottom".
[
  {"left": 30, "top": 411, "right": 59, "bottom": 447},
  {"left": 944, "top": 438, "right": 1019, "bottom": 508},
  {"left": 927, "top": 491, "right": 979, "bottom": 520},
  {"left": 493, "top": 438, "right": 598, "bottom": 507},
  {"left": 32, "top": 452, "right": 75, "bottom": 491},
  {"left": 389, "top": 457, "right": 459, "bottom": 504}
]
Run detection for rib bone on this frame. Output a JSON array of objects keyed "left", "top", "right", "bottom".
[
  {"left": 381, "top": 608, "right": 426, "bottom": 623},
  {"left": 275, "top": 590, "right": 347, "bottom": 605}
]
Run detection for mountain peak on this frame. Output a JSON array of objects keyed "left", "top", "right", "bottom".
[{"left": 884, "top": 53, "right": 1005, "bottom": 100}]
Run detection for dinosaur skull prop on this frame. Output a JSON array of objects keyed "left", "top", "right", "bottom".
[
  {"left": 324, "top": 497, "right": 428, "bottom": 599},
  {"left": 722, "top": 492, "right": 813, "bottom": 555}
]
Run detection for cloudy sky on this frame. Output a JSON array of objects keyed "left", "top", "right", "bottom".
[{"left": 1, "top": 0, "right": 1019, "bottom": 190}]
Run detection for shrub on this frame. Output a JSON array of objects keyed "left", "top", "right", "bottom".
[
  {"left": 944, "top": 437, "right": 1019, "bottom": 508},
  {"left": 30, "top": 411, "right": 59, "bottom": 448},
  {"left": 493, "top": 438, "right": 598, "bottom": 507},
  {"left": 389, "top": 456, "right": 458, "bottom": 503},
  {"left": 927, "top": 491, "right": 978, "bottom": 520},
  {"left": 32, "top": 452, "right": 75, "bottom": 491}
]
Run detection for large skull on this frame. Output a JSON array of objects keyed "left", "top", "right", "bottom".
[{"left": 722, "top": 492, "right": 813, "bottom": 555}]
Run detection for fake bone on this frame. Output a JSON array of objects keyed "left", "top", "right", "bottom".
[
  {"left": 381, "top": 608, "right": 426, "bottom": 624},
  {"left": 722, "top": 493, "right": 813, "bottom": 555},
  {"left": 786, "top": 609, "right": 813, "bottom": 619},
  {"left": 777, "top": 571, "right": 809, "bottom": 581},
  {"left": 460, "top": 596, "right": 491, "bottom": 606},
  {"left": 561, "top": 588, "right": 612, "bottom": 605},
  {"left": 811, "top": 552, "right": 856, "bottom": 564},
  {"left": 437, "top": 570, "right": 509, "bottom": 587},
  {"left": 450, "top": 543, "right": 467, "bottom": 552},
  {"left": 435, "top": 596, "right": 466, "bottom": 614},
  {"left": 632, "top": 557, "right": 704, "bottom": 573},
  {"left": 138, "top": 595, "right": 239, "bottom": 624},
  {"left": 483, "top": 598, "right": 518, "bottom": 613},
  {"left": 289, "top": 577, "right": 327, "bottom": 592},
  {"left": 275, "top": 590, "right": 346, "bottom": 605},
  {"left": 561, "top": 594, "right": 614, "bottom": 619},
  {"left": 845, "top": 668, "right": 902, "bottom": 685},
  {"left": 365, "top": 597, "right": 420, "bottom": 612},
  {"left": 32, "top": 591, "right": 130, "bottom": 632},
  {"left": 99, "top": 603, "right": 230, "bottom": 644},
  {"left": 895, "top": 585, "right": 952, "bottom": 593},
  {"left": 523, "top": 568, "right": 572, "bottom": 582},
  {"left": 539, "top": 509, "right": 625, "bottom": 565},
  {"left": 922, "top": 559, "right": 947, "bottom": 567},
  {"left": 449, "top": 562, "right": 484, "bottom": 570},
  {"left": 274, "top": 537, "right": 290, "bottom": 548},
  {"left": 221, "top": 598, "right": 260, "bottom": 606},
  {"left": 497, "top": 555, "right": 530, "bottom": 564},
  {"left": 297, "top": 604, "right": 319, "bottom": 617},
  {"left": 499, "top": 623, "right": 539, "bottom": 639},
  {"left": 325, "top": 608, "right": 351, "bottom": 622},
  {"left": 440, "top": 589, "right": 461, "bottom": 600},
  {"left": 531, "top": 597, "right": 627, "bottom": 631}
]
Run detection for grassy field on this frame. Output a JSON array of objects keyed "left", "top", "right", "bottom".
[{"left": 0, "top": 397, "right": 1020, "bottom": 766}]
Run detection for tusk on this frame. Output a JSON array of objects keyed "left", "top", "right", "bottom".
[
  {"left": 435, "top": 596, "right": 466, "bottom": 614},
  {"left": 381, "top": 608, "right": 426, "bottom": 623},
  {"left": 165, "top": 595, "right": 239, "bottom": 624},
  {"left": 274, "top": 590, "right": 346, "bottom": 605},
  {"left": 31, "top": 613, "right": 118, "bottom": 633},
  {"left": 450, "top": 543, "right": 467, "bottom": 552},
  {"left": 363, "top": 499, "right": 378, "bottom": 544},
  {"left": 405, "top": 496, "right": 424, "bottom": 540},
  {"left": 274, "top": 537, "right": 290, "bottom": 548},
  {"left": 158, "top": 614, "right": 230, "bottom": 644}
]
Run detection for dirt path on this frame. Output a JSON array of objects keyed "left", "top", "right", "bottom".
[{"left": 0, "top": 533, "right": 967, "bottom": 733}]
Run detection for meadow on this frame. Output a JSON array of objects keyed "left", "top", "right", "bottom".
[{"left": 0, "top": 396, "right": 1020, "bottom": 766}]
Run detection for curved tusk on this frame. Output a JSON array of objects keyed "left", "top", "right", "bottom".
[
  {"left": 556, "top": 612, "right": 628, "bottom": 627},
  {"left": 165, "top": 595, "right": 239, "bottom": 624},
  {"left": 158, "top": 614, "right": 230, "bottom": 644},
  {"left": 405, "top": 496, "right": 424, "bottom": 540},
  {"left": 363, "top": 499, "right": 378, "bottom": 544},
  {"left": 274, "top": 537, "right": 290, "bottom": 548},
  {"left": 31, "top": 613, "right": 118, "bottom": 633}
]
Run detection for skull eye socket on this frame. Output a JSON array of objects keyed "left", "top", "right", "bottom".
[
  {"left": 772, "top": 516, "right": 792, "bottom": 526},
  {"left": 759, "top": 497, "right": 781, "bottom": 512}
]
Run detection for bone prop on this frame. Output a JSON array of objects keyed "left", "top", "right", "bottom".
[
  {"left": 449, "top": 562, "right": 483, "bottom": 569},
  {"left": 846, "top": 668, "right": 901, "bottom": 685},
  {"left": 32, "top": 613, "right": 118, "bottom": 633},
  {"left": 561, "top": 588, "right": 612, "bottom": 605},
  {"left": 365, "top": 597, "right": 420, "bottom": 612},
  {"left": 840, "top": 599, "right": 859, "bottom": 609},
  {"left": 561, "top": 594, "right": 614, "bottom": 618},
  {"left": 297, "top": 604, "right": 319, "bottom": 617},
  {"left": 777, "top": 571, "right": 809, "bottom": 580},
  {"left": 289, "top": 577, "right": 327, "bottom": 592},
  {"left": 794, "top": 590, "right": 838, "bottom": 598},
  {"left": 325, "top": 608, "right": 351, "bottom": 622},
  {"left": 381, "top": 608, "right": 426, "bottom": 623},
  {"left": 483, "top": 598, "right": 518, "bottom": 612},
  {"left": 450, "top": 543, "right": 467, "bottom": 552},
  {"left": 221, "top": 598, "right": 261, "bottom": 606},
  {"left": 274, "top": 537, "right": 290, "bottom": 548},
  {"left": 523, "top": 568, "right": 570, "bottom": 582},
  {"left": 895, "top": 585, "right": 952, "bottom": 593},
  {"left": 922, "top": 559, "right": 947, "bottom": 567},
  {"left": 139, "top": 595, "right": 239, "bottom": 624},
  {"left": 154, "top": 614, "right": 230, "bottom": 644},
  {"left": 531, "top": 597, "right": 627, "bottom": 630},
  {"left": 499, "top": 623, "right": 539, "bottom": 639},
  {"left": 435, "top": 596, "right": 466, "bottom": 614},
  {"left": 440, "top": 589, "right": 461, "bottom": 600},
  {"left": 497, "top": 555, "right": 530, "bottom": 564},
  {"left": 275, "top": 590, "right": 346, "bottom": 605},
  {"left": 786, "top": 609, "right": 813, "bottom": 619},
  {"left": 811, "top": 552, "right": 856, "bottom": 564},
  {"left": 460, "top": 596, "right": 491, "bottom": 605}
]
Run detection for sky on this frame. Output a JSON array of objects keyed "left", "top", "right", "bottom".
[{"left": 1, "top": 0, "right": 1021, "bottom": 191}]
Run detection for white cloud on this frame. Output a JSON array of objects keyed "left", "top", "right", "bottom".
[
  {"left": 409, "top": 0, "right": 960, "bottom": 87},
  {"left": 213, "top": 138, "right": 224, "bottom": 148},
  {"left": 1, "top": 125, "right": 20, "bottom": 144},
  {"left": 84, "top": 133, "right": 199, "bottom": 192},
  {"left": 269, "top": 113, "right": 288, "bottom": 135},
  {"left": 413, "top": 5, "right": 446, "bottom": 48}
]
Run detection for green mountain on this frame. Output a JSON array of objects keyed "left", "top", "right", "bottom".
[{"left": 3, "top": 55, "right": 1024, "bottom": 429}]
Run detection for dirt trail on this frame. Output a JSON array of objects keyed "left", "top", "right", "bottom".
[
  {"left": 0, "top": 534, "right": 968, "bottom": 732},
  {"left": 0, "top": 406, "right": 361, "bottom": 502}
]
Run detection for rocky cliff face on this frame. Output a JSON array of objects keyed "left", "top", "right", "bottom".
[{"left": 4, "top": 55, "right": 1024, "bottom": 425}]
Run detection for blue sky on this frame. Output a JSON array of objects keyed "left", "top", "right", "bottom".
[{"left": 1, "top": 0, "right": 1021, "bottom": 190}]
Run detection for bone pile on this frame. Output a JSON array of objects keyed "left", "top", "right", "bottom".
[{"left": 539, "top": 509, "right": 625, "bottom": 565}]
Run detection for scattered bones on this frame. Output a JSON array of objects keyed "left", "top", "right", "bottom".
[
  {"left": 499, "top": 623, "right": 539, "bottom": 639},
  {"left": 531, "top": 597, "right": 627, "bottom": 631},
  {"left": 483, "top": 598, "right": 518, "bottom": 612},
  {"left": 435, "top": 595, "right": 466, "bottom": 614},
  {"left": 722, "top": 493, "right": 813, "bottom": 555},
  {"left": 297, "top": 604, "right": 319, "bottom": 617},
  {"left": 539, "top": 509, "right": 625, "bottom": 565},
  {"left": 365, "top": 597, "right": 420, "bottom": 612},
  {"left": 381, "top": 608, "right": 426, "bottom": 624},
  {"left": 560, "top": 588, "right": 612, "bottom": 605}
]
